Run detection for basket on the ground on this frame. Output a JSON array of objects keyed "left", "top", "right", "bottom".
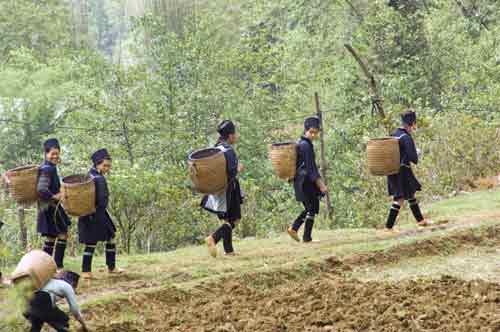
[
  {"left": 188, "top": 148, "right": 227, "bottom": 194},
  {"left": 11, "top": 250, "right": 57, "bottom": 289},
  {"left": 3, "top": 165, "right": 39, "bottom": 205},
  {"left": 367, "top": 137, "right": 400, "bottom": 176},
  {"left": 62, "top": 174, "right": 96, "bottom": 217},
  {"left": 268, "top": 142, "right": 297, "bottom": 180}
]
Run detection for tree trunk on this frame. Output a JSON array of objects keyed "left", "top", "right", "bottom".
[
  {"left": 314, "top": 93, "right": 333, "bottom": 220},
  {"left": 76, "top": 0, "right": 89, "bottom": 48},
  {"left": 122, "top": 122, "right": 135, "bottom": 166},
  {"left": 18, "top": 207, "right": 28, "bottom": 251}
]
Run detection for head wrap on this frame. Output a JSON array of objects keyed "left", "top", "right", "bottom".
[
  {"left": 43, "top": 138, "right": 60, "bottom": 152},
  {"left": 91, "top": 148, "right": 111, "bottom": 166},
  {"left": 401, "top": 110, "right": 417, "bottom": 126},
  {"left": 217, "top": 120, "right": 236, "bottom": 138},
  {"left": 58, "top": 271, "right": 80, "bottom": 289},
  {"left": 304, "top": 117, "right": 321, "bottom": 131}
]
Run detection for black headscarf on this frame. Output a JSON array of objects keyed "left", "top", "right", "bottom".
[
  {"left": 43, "top": 138, "right": 60, "bottom": 152},
  {"left": 401, "top": 110, "right": 417, "bottom": 126},
  {"left": 304, "top": 117, "right": 321, "bottom": 131},
  {"left": 91, "top": 148, "right": 111, "bottom": 166},
  {"left": 58, "top": 271, "right": 80, "bottom": 290},
  {"left": 217, "top": 120, "right": 236, "bottom": 138}
]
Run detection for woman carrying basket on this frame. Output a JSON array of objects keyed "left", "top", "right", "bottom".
[
  {"left": 37, "top": 138, "right": 71, "bottom": 271},
  {"left": 287, "top": 117, "right": 328, "bottom": 243},
  {"left": 385, "top": 110, "right": 429, "bottom": 233},
  {"left": 202, "top": 120, "right": 244, "bottom": 257},
  {"left": 78, "top": 149, "right": 122, "bottom": 279}
]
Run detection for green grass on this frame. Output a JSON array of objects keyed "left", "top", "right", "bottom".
[
  {"left": 425, "top": 189, "right": 500, "bottom": 218},
  {"left": 1, "top": 188, "right": 500, "bottom": 314}
]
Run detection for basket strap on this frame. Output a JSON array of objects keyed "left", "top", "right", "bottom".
[
  {"left": 2, "top": 173, "right": 11, "bottom": 185},
  {"left": 396, "top": 134, "right": 413, "bottom": 168},
  {"left": 189, "top": 163, "right": 198, "bottom": 176},
  {"left": 215, "top": 145, "right": 229, "bottom": 153},
  {"left": 52, "top": 200, "right": 64, "bottom": 233}
]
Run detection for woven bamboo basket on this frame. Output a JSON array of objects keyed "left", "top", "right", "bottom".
[
  {"left": 268, "top": 142, "right": 297, "bottom": 180},
  {"left": 188, "top": 148, "right": 227, "bottom": 194},
  {"left": 3, "top": 165, "right": 39, "bottom": 205},
  {"left": 367, "top": 137, "right": 400, "bottom": 176},
  {"left": 62, "top": 174, "right": 96, "bottom": 217},
  {"left": 11, "top": 250, "right": 56, "bottom": 289}
]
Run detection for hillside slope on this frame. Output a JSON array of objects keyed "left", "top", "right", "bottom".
[{"left": 2, "top": 189, "right": 500, "bottom": 331}]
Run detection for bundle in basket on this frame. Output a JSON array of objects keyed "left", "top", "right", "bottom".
[
  {"left": 62, "top": 174, "right": 96, "bottom": 217},
  {"left": 268, "top": 142, "right": 297, "bottom": 180},
  {"left": 188, "top": 148, "right": 227, "bottom": 194},
  {"left": 366, "top": 137, "right": 400, "bottom": 176},
  {"left": 3, "top": 165, "right": 39, "bottom": 205},
  {"left": 11, "top": 250, "right": 56, "bottom": 289}
]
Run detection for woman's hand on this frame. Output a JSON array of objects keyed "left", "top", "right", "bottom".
[
  {"left": 238, "top": 163, "right": 244, "bottom": 173},
  {"left": 53, "top": 192, "right": 65, "bottom": 201}
]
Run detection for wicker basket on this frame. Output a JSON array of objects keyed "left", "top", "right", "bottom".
[
  {"left": 188, "top": 148, "right": 227, "bottom": 194},
  {"left": 62, "top": 174, "right": 96, "bottom": 217},
  {"left": 268, "top": 142, "right": 297, "bottom": 180},
  {"left": 367, "top": 137, "right": 400, "bottom": 176},
  {"left": 3, "top": 165, "right": 39, "bottom": 205},
  {"left": 11, "top": 250, "right": 57, "bottom": 289}
]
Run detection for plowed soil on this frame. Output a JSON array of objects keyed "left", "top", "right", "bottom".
[
  {"left": 87, "top": 274, "right": 499, "bottom": 332},
  {"left": 84, "top": 225, "right": 500, "bottom": 332}
]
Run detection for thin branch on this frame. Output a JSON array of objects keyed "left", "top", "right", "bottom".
[
  {"left": 454, "top": 0, "right": 489, "bottom": 31},
  {"left": 344, "top": 44, "right": 390, "bottom": 133},
  {"left": 344, "top": 0, "right": 363, "bottom": 21}
]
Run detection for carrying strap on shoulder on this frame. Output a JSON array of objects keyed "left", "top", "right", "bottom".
[
  {"left": 295, "top": 139, "right": 305, "bottom": 171},
  {"left": 39, "top": 164, "right": 53, "bottom": 173},
  {"left": 396, "top": 133, "right": 412, "bottom": 168},
  {"left": 215, "top": 143, "right": 230, "bottom": 153}
]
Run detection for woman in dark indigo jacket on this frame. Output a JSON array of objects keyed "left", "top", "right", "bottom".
[
  {"left": 385, "top": 110, "right": 429, "bottom": 233},
  {"left": 37, "top": 138, "right": 71, "bottom": 270},
  {"left": 287, "top": 117, "right": 328, "bottom": 243},
  {"left": 78, "top": 149, "right": 121, "bottom": 279},
  {"left": 202, "top": 120, "right": 244, "bottom": 257}
]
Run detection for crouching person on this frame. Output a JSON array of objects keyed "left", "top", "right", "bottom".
[{"left": 24, "top": 271, "right": 89, "bottom": 332}]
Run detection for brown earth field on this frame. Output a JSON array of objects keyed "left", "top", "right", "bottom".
[
  {"left": 3, "top": 189, "right": 500, "bottom": 332},
  {"left": 84, "top": 223, "right": 500, "bottom": 332}
]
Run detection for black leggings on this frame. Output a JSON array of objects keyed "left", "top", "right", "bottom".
[
  {"left": 212, "top": 220, "right": 237, "bottom": 253},
  {"left": 25, "top": 292, "right": 69, "bottom": 332}
]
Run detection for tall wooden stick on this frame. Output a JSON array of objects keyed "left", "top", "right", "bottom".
[
  {"left": 344, "top": 44, "right": 391, "bottom": 134},
  {"left": 315, "top": 92, "right": 333, "bottom": 220}
]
